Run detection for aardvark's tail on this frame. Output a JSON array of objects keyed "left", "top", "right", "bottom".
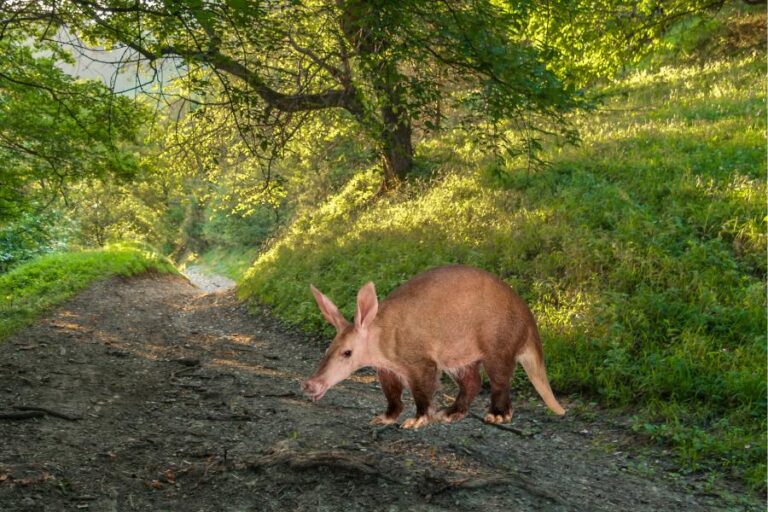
[{"left": 517, "top": 344, "right": 566, "bottom": 416}]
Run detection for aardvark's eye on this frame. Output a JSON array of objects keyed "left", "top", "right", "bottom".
[{"left": 342, "top": 350, "right": 352, "bottom": 358}]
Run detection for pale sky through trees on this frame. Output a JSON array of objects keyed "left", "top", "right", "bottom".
[{"left": 54, "top": 27, "right": 176, "bottom": 96}]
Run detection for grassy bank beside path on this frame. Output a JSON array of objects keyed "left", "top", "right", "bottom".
[{"left": 0, "top": 244, "right": 176, "bottom": 340}]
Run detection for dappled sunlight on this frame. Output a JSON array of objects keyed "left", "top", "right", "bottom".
[
  {"left": 534, "top": 288, "right": 602, "bottom": 341},
  {"left": 601, "top": 54, "right": 763, "bottom": 106},
  {"left": 211, "top": 358, "right": 299, "bottom": 380},
  {"left": 221, "top": 333, "right": 263, "bottom": 348},
  {"left": 128, "top": 343, "right": 173, "bottom": 362},
  {"left": 348, "top": 374, "right": 377, "bottom": 385},
  {"left": 47, "top": 320, "right": 85, "bottom": 332},
  {"left": 584, "top": 115, "right": 763, "bottom": 147},
  {"left": 51, "top": 316, "right": 176, "bottom": 362},
  {"left": 2, "top": 1, "right": 765, "bottom": 499},
  {"left": 721, "top": 174, "right": 764, "bottom": 205},
  {"left": 53, "top": 310, "right": 79, "bottom": 319},
  {"left": 46, "top": 310, "right": 89, "bottom": 333},
  {"left": 29, "top": 277, "right": 295, "bottom": 381},
  {"left": 272, "top": 170, "right": 560, "bottom": 264},
  {"left": 574, "top": 53, "right": 764, "bottom": 157}
]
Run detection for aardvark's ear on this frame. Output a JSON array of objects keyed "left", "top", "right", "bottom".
[
  {"left": 354, "top": 282, "right": 378, "bottom": 332},
  {"left": 310, "top": 285, "right": 349, "bottom": 332}
]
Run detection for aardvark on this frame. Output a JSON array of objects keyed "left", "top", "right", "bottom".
[{"left": 302, "top": 265, "right": 565, "bottom": 429}]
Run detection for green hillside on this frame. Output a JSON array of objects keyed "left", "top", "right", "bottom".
[{"left": 239, "top": 53, "right": 766, "bottom": 487}]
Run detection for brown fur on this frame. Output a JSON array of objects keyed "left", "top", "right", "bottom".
[{"left": 303, "top": 265, "right": 565, "bottom": 427}]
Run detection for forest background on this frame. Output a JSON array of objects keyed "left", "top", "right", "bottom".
[{"left": 0, "top": 0, "right": 765, "bottom": 491}]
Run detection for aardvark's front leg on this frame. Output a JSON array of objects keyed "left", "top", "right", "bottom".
[
  {"left": 370, "top": 368, "right": 403, "bottom": 425},
  {"left": 401, "top": 363, "right": 438, "bottom": 429}
]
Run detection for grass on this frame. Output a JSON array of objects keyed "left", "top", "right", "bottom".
[
  {"left": 0, "top": 243, "right": 176, "bottom": 340},
  {"left": 239, "top": 52, "right": 766, "bottom": 489},
  {"left": 186, "top": 246, "right": 260, "bottom": 281}
]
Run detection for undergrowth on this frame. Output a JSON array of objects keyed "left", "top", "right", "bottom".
[
  {"left": 0, "top": 243, "right": 176, "bottom": 340},
  {"left": 239, "top": 53, "right": 766, "bottom": 488}
]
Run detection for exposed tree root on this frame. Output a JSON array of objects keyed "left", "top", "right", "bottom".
[
  {"left": 249, "top": 450, "right": 395, "bottom": 481},
  {"left": 247, "top": 447, "right": 565, "bottom": 506}
]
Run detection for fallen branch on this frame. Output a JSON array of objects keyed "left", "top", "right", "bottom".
[
  {"left": 244, "top": 391, "right": 298, "bottom": 398},
  {"left": 198, "top": 414, "right": 255, "bottom": 421},
  {"left": 14, "top": 406, "right": 82, "bottom": 421},
  {"left": 0, "top": 411, "right": 45, "bottom": 420},
  {"left": 171, "top": 358, "right": 201, "bottom": 366},
  {"left": 427, "top": 470, "right": 564, "bottom": 505},
  {"left": 436, "top": 393, "right": 531, "bottom": 437},
  {"left": 423, "top": 474, "right": 513, "bottom": 498},
  {"left": 468, "top": 412, "right": 533, "bottom": 437},
  {"left": 446, "top": 476, "right": 512, "bottom": 490},
  {"left": 176, "top": 383, "right": 207, "bottom": 391}
]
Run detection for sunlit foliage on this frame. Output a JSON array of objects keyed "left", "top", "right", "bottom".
[{"left": 0, "top": 31, "right": 147, "bottom": 221}]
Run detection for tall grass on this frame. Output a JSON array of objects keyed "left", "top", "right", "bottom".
[
  {"left": 239, "top": 53, "right": 766, "bottom": 487},
  {"left": 0, "top": 243, "right": 176, "bottom": 340}
]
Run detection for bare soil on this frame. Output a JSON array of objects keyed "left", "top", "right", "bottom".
[{"left": 0, "top": 273, "right": 760, "bottom": 511}]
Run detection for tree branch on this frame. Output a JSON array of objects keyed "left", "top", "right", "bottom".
[
  {"left": 182, "top": 48, "right": 363, "bottom": 117},
  {"left": 286, "top": 32, "right": 348, "bottom": 85}
]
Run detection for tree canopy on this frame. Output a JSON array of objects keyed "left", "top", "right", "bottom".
[
  {"left": 1, "top": 0, "right": 746, "bottom": 197},
  {"left": 6, "top": 0, "right": 593, "bottom": 189},
  {"left": 0, "top": 28, "right": 147, "bottom": 220}
]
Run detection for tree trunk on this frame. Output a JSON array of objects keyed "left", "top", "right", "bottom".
[
  {"left": 380, "top": 105, "right": 413, "bottom": 190},
  {"left": 337, "top": 0, "right": 414, "bottom": 190}
]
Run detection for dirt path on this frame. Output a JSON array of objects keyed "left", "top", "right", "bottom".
[
  {"left": 0, "top": 273, "right": 759, "bottom": 511},
  {"left": 182, "top": 265, "right": 236, "bottom": 293}
]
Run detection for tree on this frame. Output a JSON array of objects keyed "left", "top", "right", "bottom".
[
  {"left": 5, "top": 0, "right": 587, "bottom": 190},
  {"left": 0, "top": 28, "right": 146, "bottom": 220}
]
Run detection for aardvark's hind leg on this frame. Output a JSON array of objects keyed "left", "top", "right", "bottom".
[
  {"left": 436, "top": 362, "right": 481, "bottom": 423},
  {"left": 483, "top": 360, "right": 514, "bottom": 424}
]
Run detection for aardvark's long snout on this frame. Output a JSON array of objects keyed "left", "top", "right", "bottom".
[{"left": 301, "top": 378, "right": 328, "bottom": 402}]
